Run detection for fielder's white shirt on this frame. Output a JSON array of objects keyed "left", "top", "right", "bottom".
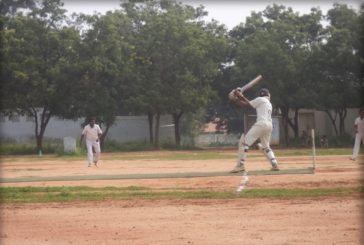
[
  {"left": 249, "top": 96, "right": 272, "bottom": 124},
  {"left": 354, "top": 117, "right": 364, "bottom": 135},
  {"left": 82, "top": 124, "right": 102, "bottom": 141}
]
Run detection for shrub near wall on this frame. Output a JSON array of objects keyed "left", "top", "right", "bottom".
[{"left": 0, "top": 143, "right": 59, "bottom": 155}]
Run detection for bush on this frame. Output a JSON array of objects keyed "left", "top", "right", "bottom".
[
  {"left": 208, "top": 142, "right": 236, "bottom": 147},
  {"left": 55, "top": 146, "right": 85, "bottom": 157},
  {"left": 326, "top": 134, "right": 353, "bottom": 147},
  {"left": 0, "top": 143, "right": 59, "bottom": 155},
  {"left": 285, "top": 134, "right": 354, "bottom": 148},
  {"left": 0, "top": 139, "right": 198, "bottom": 155},
  {"left": 160, "top": 140, "right": 200, "bottom": 150}
]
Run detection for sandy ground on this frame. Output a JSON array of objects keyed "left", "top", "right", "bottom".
[{"left": 1, "top": 150, "right": 363, "bottom": 245}]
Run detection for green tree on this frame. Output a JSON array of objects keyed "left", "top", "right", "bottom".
[
  {"left": 123, "top": 0, "right": 228, "bottom": 147},
  {"left": 1, "top": 0, "right": 81, "bottom": 152},
  {"left": 227, "top": 5, "right": 324, "bottom": 143},
  {"left": 359, "top": 3, "right": 364, "bottom": 105},
  {"left": 156, "top": 9, "right": 228, "bottom": 147},
  {"left": 316, "top": 4, "right": 361, "bottom": 136},
  {"left": 76, "top": 10, "right": 137, "bottom": 147}
]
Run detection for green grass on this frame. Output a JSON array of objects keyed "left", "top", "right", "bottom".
[
  {"left": 0, "top": 186, "right": 362, "bottom": 203},
  {"left": 270, "top": 148, "right": 355, "bottom": 157}
]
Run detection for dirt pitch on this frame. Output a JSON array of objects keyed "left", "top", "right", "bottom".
[{"left": 1, "top": 149, "right": 363, "bottom": 245}]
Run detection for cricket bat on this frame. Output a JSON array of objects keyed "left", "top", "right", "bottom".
[{"left": 239, "top": 75, "right": 263, "bottom": 92}]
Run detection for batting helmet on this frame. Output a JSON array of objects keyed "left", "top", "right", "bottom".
[{"left": 259, "top": 88, "right": 270, "bottom": 97}]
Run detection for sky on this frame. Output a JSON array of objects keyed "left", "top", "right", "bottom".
[{"left": 62, "top": 0, "right": 362, "bottom": 30}]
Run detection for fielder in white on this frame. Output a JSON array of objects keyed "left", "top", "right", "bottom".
[
  {"left": 229, "top": 88, "right": 279, "bottom": 173},
  {"left": 80, "top": 117, "right": 103, "bottom": 167},
  {"left": 350, "top": 108, "right": 364, "bottom": 161}
]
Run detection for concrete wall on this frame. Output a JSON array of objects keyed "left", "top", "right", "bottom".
[
  {"left": 194, "top": 133, "right": 240, "bottom": 147},
  {"left": 1, "top": 108, "right": 360, "bottom": 145},
  {"left": 289, "top": 108, "right": 359, "bottom": 139},
  {"left": 0, "top": 116, "right": 84, "bottom": 142},
  {"left": 0, "top": 115, "right": 174, "bottom": 143},
  {"left": 106, "top": 116, "right": 174, "bottom": 142}
]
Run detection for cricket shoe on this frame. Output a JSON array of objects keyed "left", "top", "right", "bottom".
[
  {"left": 350, "top": 157, "right": 356, "bottom": 161},
  {"left": 230, "top": 165, "right": 245, "bottom": 173},
  {"left": 270, "top": 164, "right": 280, "bottom": 171}
]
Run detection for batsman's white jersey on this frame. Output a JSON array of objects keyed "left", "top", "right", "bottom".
[{"left": 250, "top": 97, "right": 272, "bottom": 125}]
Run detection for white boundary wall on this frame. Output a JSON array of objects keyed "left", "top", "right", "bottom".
[
  {"left": 0, "top": 115, "right": 174, "bottom": 143},
  {"left": 0, "top": 108, "right": 360, "bottom": 145},
  {"left": 194, "top": 133, "right": 240, "bottom": 146}
]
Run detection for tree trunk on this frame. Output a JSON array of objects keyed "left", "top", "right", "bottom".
[
  {"left": 33, "top": 108, "right": 40, "bottom": 151},
  {"left": 281, "top": 107, "right": 300, "bottom": 140},
  {"left": 154, "top": 112, "right": 160, "bottom": 149},
  {"left": 36, "top": 135, "right": 43, "bottom": 154},
  {"left": 338, "top": 108, "right": 347, "bottom": 136},
  {"left": 173, "top": 111, "right": 183, "bottom": 147},
  {"left": 293, "top": 108, "right": 299, "bottom": 139},
  {"left": 280, "top": 107, "right": 289, "bottom": 145},
  {"left": 148, "top": 112, "right": 154, "bottom": 144},
  {"left": 324, "top": 109, "right": 339, "bottom": 136},
  {"left": 100, "top": 123, "right": 111, "bottom": 150},
  {"left": 34, "top": 107, "right": 52, "bottom": 154}
]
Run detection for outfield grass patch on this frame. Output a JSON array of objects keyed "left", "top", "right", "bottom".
[{"left": 0, "top": 186, "right": 361, "bottom": 203}]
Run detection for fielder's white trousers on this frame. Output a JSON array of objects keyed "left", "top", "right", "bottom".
[
  {"left": 352, "top": 133, "right": 364, "bottom": 159},
  {"left": 86, "top": 139, "right": 101, "bottom": 165}
]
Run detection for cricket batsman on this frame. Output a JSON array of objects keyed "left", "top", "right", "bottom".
[{"left": 229, "top": 87, "right": 279, "bottom": 173}]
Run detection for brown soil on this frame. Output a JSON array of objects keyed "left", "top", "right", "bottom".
[{"left": 1, "top": 150, "right": 363, "bottom": 245}]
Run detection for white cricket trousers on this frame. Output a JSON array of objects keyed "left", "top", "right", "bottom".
[
  {"left": 244, "top": 122, "right": 272, "bottom": 148},
  {"left": 352, "top": 133, "right": 364, "bottom": 159},
  {"left": 237, "top": 122, "right": 276, "bottom": 166},
  {"left": 86, "top": 139, "right": 101, "bottom": 164}
]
